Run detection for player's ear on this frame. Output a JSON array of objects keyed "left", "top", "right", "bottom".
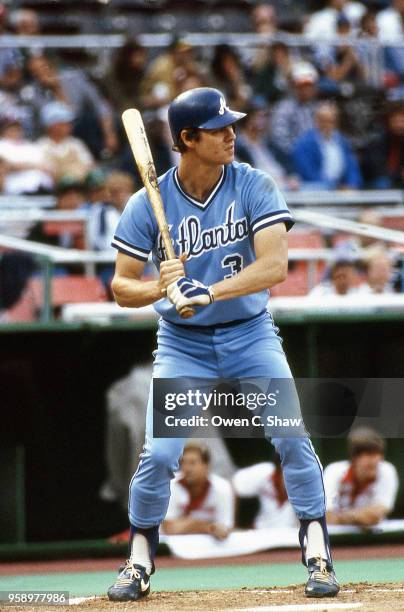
[{"left": 181, "top": 129, "right": 196, "bottom": 149}]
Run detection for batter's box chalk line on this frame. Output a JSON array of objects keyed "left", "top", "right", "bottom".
[
  {"left": 69, "top": 596, "right": 98, "bottom": 605},
  {"left": 230, "top": 604, "right": 363, "bottom": 612}
]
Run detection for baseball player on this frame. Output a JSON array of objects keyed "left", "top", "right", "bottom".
[
  {"left": 324, "top": 427, "right": 399, "bottom": 527},
  {"left": 108, "top": 87, "right": 339, "bottom": 601},
  {"left": 232, "top": 459, "right": 298, "bottom": 529},
  {"left": 162, "top": 442, "right": 234, "bottom": 538}
]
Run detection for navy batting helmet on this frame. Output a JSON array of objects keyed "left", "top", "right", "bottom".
[{"left": 168, "top": 87, "right": 246, "bottom": 148}]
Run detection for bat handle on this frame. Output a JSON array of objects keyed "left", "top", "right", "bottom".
[
  {"left": 179, "top": 305, "right": 195, "bottom": 319},
  {"left": 162, "top": 243, "right": 195, "bottom": 319}
]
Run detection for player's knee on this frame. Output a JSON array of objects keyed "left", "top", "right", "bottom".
[
  {"left": 149, "top": 445, "right": 179, "bottom": 472},
  {"left": 272, "top": 437, "right": 309, "bottom": 462}
]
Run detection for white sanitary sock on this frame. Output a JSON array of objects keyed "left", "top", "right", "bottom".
[
  {"left": 306, "top": 520, "right": 327, "bottom": 561},
  {"left": 129, "top": 533, "right": 152, "bottom": 575}
]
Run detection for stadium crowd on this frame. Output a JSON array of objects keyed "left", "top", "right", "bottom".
[
  {"left": 1, "top": 1, "right": 404, "bottom": 197},
  {"left": 1, "top": 1, "right": 404, "bottom": 314}
]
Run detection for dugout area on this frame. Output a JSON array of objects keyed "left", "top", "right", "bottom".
[
  {"left": 0, "top": 317, "right": 404, "bottom": 612},
  {"left": 0, "top": 316, "right": 404, "bottom": 546}
]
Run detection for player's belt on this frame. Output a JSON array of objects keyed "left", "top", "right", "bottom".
[{"left": 166, "top": 310, "right": 266, "bottom": 332}]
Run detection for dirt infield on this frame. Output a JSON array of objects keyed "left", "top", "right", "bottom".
[{"left": 6, "top": 584, "right": 404, "bottom": 612}]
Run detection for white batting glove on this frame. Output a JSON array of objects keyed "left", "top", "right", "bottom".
[{"left": 167, "top": 276, "right": 215, "bottom": 312}]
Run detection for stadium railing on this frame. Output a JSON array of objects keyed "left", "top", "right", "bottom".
[
  {"left": 0, "top": 32, "right": 402, "bottom": 87},
  {"left": 1, "top": 190, "right": 402, "bottom": 210},
  {"left": 2, "top": 206, "right": 404, "bottom": 324}
]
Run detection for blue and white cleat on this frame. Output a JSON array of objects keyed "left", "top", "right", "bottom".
[
  {"left": 107, "top": 561, "right": 154, "bottom": 602},
  {"left": 305, "top": 556, "right": 340, "bottom": 598}
]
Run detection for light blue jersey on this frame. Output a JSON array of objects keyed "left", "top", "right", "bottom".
[{"left": 112, "top": 161, "right": 294, "bottom": 326}]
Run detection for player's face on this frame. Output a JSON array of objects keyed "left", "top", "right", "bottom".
[
  {"left": 195, "top": 125, "right": 236, "bottom": 165},
  {"left": 180, "top": 451, "right": 209, "bottom": 485},
  {"left": 352, "top": 452, "right": 382, "bottom": 484}
]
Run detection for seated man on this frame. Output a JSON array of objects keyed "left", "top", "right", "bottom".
[
  {"left": 292, "top": 101, "right": 362, "bottom": 190},
  {"left": 232, "top": 457, "right": 297, "bottom": 529},
  {"left": 357, "top": 251, "right": 395, "bottom": 295},
  {"left": 310, "top": 259, "right": 360, "bottom": 296},
  {"left": 162, "top": 442, "right": 234, "bottom": 540},
  {"left": 324, "top": 427, "right": 399, "bottom": 527}
]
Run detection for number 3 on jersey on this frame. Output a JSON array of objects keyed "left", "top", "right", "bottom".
[{"left": 221, "top": 253, "right": 243, "bottom": 279}]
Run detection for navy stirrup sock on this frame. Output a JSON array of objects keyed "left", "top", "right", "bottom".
[
  {"left": 129, "top": 524, "right": 160, "bottom": 561},
  {"left": 299, "top": 515, "right": 332, "bottom": 567}
]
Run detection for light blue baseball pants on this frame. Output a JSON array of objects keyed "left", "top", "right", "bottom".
[{"left": 128, "top": 311, "right": 326, "bottom": 528}]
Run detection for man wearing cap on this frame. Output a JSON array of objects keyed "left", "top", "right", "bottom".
[
  {"left": 38, "top": 101, "right": 94, "bottom": 182},
  {"left": 271, "top": 62, "right": 319, "bottom": 156},
  {"left": 108, "top": 87, "right": 339, "bottom": 601}
]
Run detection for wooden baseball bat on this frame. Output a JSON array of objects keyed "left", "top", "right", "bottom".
[{"left": 121, "top": 108, "right": 194, "bottom": 319}]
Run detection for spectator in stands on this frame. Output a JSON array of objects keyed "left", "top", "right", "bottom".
[
  {"left": 251, "top": 3, "right": 278, "bottom": 35},
  {"left": 250, "top": 3, "right": 280, "bottom": 73},
  {"left": 310, "top": 259, "right": 360, "bottom": 296},
  {"left": 362, "top": 101, "right": 404, "bottom": 189},
  {"left": 252, "top": 42, "right": 293, "bottom": 104},
  {"left": 105, "top": 171, "right": 135, "bottom": 212},
  {"left": 38, "top": 102, "right": 94, "bottom": 182},
  {"left": 81, "top": 169, "right": 121, "bottom": 295},
  {"left": 27, "top": 54, "right": 119, "bottom": 159},
  {"left": 10, "top": 8, "right": 40, "bottom": 36},
  {"left": 236, "top": 98, "right": 299, "bottom": 191},
  {"left": 106, "top": 40, "right": 148, "bottom": 115},
  {"left": 55, "top": 175, "right": 86, "bottom": 212},
  {"left": 232, "top": 457, "right": 297, "bottom": 529},
  {"left": 304, "top": 0, "right": 366, "bottom": 39},
  {"left": 314, "top": 14, "right": 367, "bottom": 96},
  {"left": 292, "top": 101, "right": 362, "bottom": 189},
  {"left": 357, "top": 251, "right": 395, "bottom": 294},
  {"left": 81, "top": 169, "right": 120, "bottom": 253},
  {"left": 0, "top": 116, "right": 52, "bottom": 195},
  {"left": 28, "top": 175, "right": 86, "bottom": 249},
  {"left": 0, "top": 52, "right": 36, "bottom": 137},
  {"left": 162, "top": 442, "right": 234, "bottom": 539},
  {"left": 377, "top": 0, "right": 404, "bottom": 83},
  {"left": 355, "top": 10, "right": 380, "bottom": 86},
  {"left": 210, "top": 44, "right": 251, "bottom": 110},
  {"left": 324, "top": 427, "right": 399, "bottom": 527},
  {"left": 140, "top": 38, "right": 204, "bottom": 109},
  {"left": 377, "top": 0, "right": 404, "bottom": 39},
  {"left": 270, "top": 61, "right": 319, "bottom": 156},
  {"left": 359, "top": 9, "right": 378, "bottom": 39}
]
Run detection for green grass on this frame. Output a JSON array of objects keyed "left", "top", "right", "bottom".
[{"left": 0, "top": 558, "right": 403, "bottom": 597}]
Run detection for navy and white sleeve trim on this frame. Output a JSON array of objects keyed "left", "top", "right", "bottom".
[
  {"left": 111, "top": 236, "right": 150, "bottom": 261},
  {"left": 251, "top": 210, "right": 294, "bottom": 235}
]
